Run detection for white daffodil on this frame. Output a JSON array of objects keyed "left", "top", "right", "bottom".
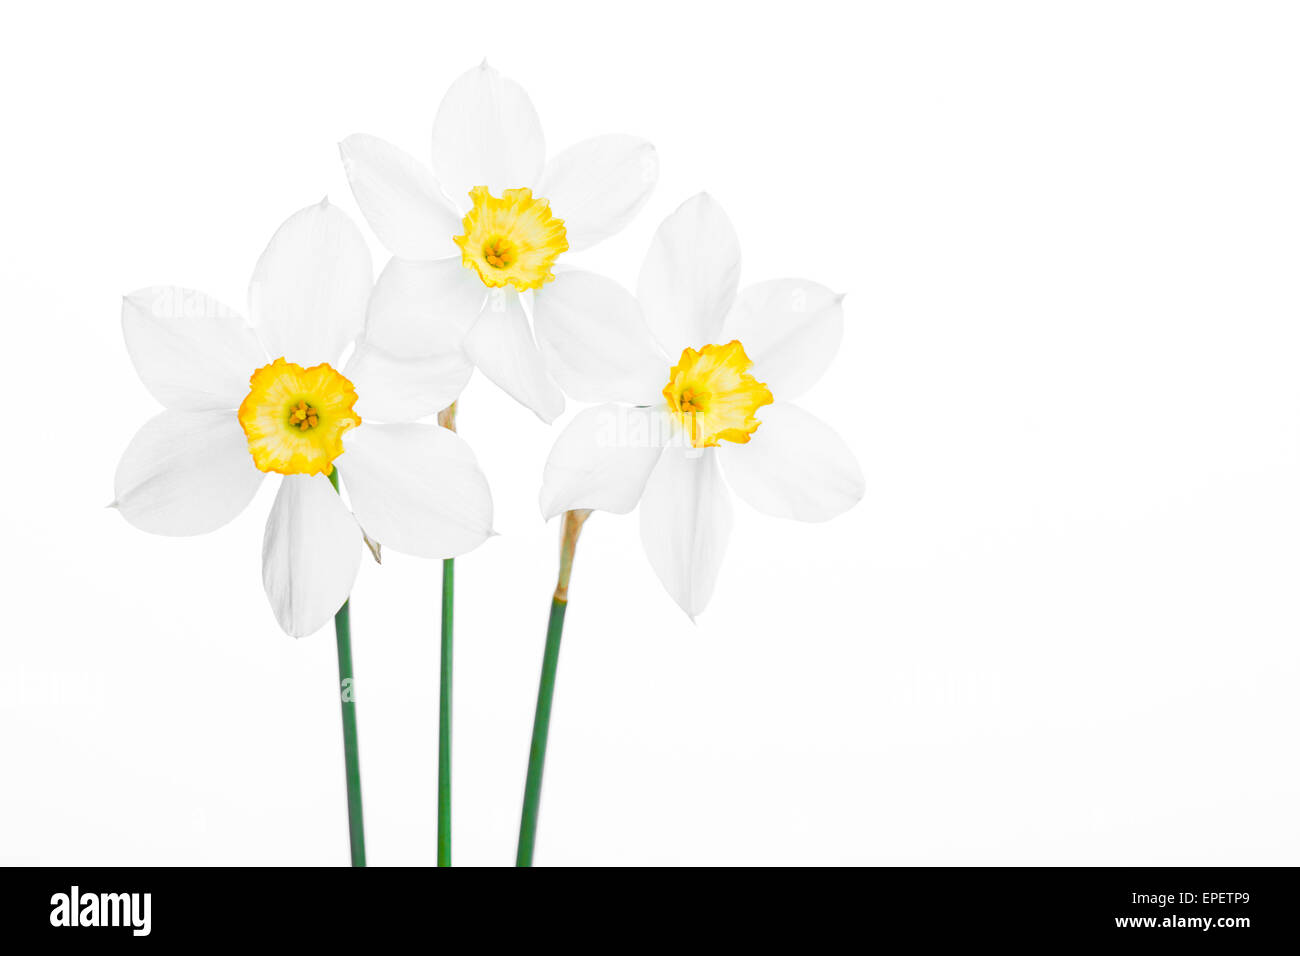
[
  {"left": 534, "top": 193, "right": 864, "bottom": 618},
  {"left": 113, "top": 199, "right": 494, "bottom": 637},
  {"left": 339, "top": 61, "right": 658, "bottom": 423}
]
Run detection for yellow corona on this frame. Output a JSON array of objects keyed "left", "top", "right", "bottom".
[
  {"left": 453, "top": 186, "right": 569, "bottom": 290},
  {"left": 237, "top": 358, "right": 361, "bottom": 476},
  {"left": 663, "top": 341, "right": 773, "bottom": 448}
]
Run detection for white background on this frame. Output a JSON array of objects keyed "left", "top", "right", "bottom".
[{"left": 3, "top": 0, "right": 1298, "bottom": 866}]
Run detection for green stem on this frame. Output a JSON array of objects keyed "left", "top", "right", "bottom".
[
  {"left": 334, "top": 599, "right": 366, "bottom": 866},
  {"left": 329, "top": 468, "right": 366, "bottom": 867},
  {"left": 438, "top": 557, "right": 453, "bottom": 866},
  {"left": 436, "top": 401, "right": 457, "bottom": 867},
  {"left": 517, "top": 509, "right": 590, "bottom": 867}
]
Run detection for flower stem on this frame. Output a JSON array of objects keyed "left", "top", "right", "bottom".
[
  {"left": 328, "top": 467, "right": 366, "bottom": 867},
  {"left": 438, "top": 557, "right": 453, "bottom": 866},
  {"left": 517, "top": 509, "right": 591, "bottom": 867},
  {"left": 437, "top": 401, "right": 457, "bottom": 867}
]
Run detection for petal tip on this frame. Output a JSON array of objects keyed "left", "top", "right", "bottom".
[{"left": 534, "top": 403, "right": 563, "bottom": 425}]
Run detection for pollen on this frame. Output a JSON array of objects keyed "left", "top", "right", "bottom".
[
  {"left": 454, "top": 186, "right": 568, "bottom": 291},
  {"left": 237, "top": 358, "right": 361, "bottom": 476},
  {"left": 663, "top": 341, "right": 773, "bottom": 448},
  {"left": 483, "top": 236, "right": 517, "bottom": 269},
  {"left": 289, "top": 401, "right": 320, "bottom": 430}
]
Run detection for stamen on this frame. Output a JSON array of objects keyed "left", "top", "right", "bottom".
[
  {"left": 483, "top": 236, "right": 516, "bottom": 269},
  {"left": 289, "top": 400, "right": 320, "bottom": 431}
]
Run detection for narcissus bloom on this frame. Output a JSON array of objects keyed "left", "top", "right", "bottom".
[
  {"left": 535, "top": 194, "right": 864, "bottom": 618},
  {"left": 340, "top": 61, "right": 658, "bottom": 423},
  {"left": 113, "top": 201, "right": 494, "bottom": 637}
]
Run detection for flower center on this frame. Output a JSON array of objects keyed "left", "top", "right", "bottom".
[
  {"left": 453, "top": 186, "right": 568, "bottom": 291},
  {"left": 483, "top": 236, "right": 517, "bottom": 269},
  {"left": 288, "top": 401, "right": 320, "bottom": 430},
  {"left": 663, "top": 341, "right": 773, "bottom": 448},
  {"left": 237, "top": 358, "right": 361, "bottom": 476}
]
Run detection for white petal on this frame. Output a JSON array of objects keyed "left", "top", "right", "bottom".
[
  {"left": 262, "top": 474, "right": 361, "bottom": 638},
  {"left": 431, "top": 62, "right": 545, "bottom": 207},
  {"left": 723, "top": 279, "right": 845, "bottom": 400},
  {"left": 638, "top": 447, "right": 733, "bottom": 619},
  {"left": 637, "top": 193, "right": 741, "bottom": 357},
  {"left": 462, "top": 290, "right": 564, "bottom": 423},
  {"left": 339, "top": 134, "right": 462, "bottom": 260},
  {"left": 342, "top": 424, "right": 493, "bottom": 559},
  {"left": 537, "top": 135, "right": 658, "bottom": 251},
  {"left": 719, "top": 403, "right": 864, "bottom": 522},
  {"left": 534, "top": 270, "right": 666, "bottom": 404},
  {"left": 249, "top": 200, "right": 373, "bottom": 368},
  {"left": 114, "top": 410, "right": 263, "bottom": 536},
  {"left": 365, "top": 256, "right": 483, "bottom": 357},
  {"left": 540, "top": 404, "right": 668, "bottom": 519},
  {"left": 122, "top": 287, "right": 265, "bottom": 410},
  {"left": 345, "top": 342, "right": 471, "bottom": 423}
]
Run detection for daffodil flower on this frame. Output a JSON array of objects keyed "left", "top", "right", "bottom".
[
  {"left": 113, "top": 199, "right": 494, "bottom": 866},
  {"left": 112, "top": 199, "right": 494, "bottom": 636},
  {"left": 516, "top": 193, "right": 863, "bottom": 865},
  {"left": 340, "top": 61, "right": 658, "bottom": 423},
  {"left": 535, "top": 193, "right": 864, "bottom": 618}
]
